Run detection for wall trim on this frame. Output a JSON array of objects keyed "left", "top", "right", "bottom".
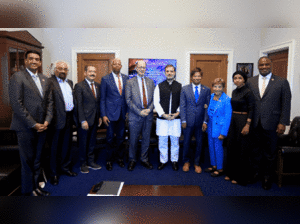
[
  {"left": 71, "top": 47, "right": 120, "bottom": 83},
  {"left": 185, "top": 49, "right": 234, "bottom": 95},
  {"left": 259, "top": 39, "right": 295, "bottom": 91}
]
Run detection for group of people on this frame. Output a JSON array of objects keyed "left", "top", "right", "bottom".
[
  {"left": 9, "top": 50, "right": 291, "bottom": 196},
  {"left": 205, "top": 57, "right": 291, "bottom": 191}
]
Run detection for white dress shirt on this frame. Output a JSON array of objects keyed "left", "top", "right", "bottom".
[
  {"left": 85, "top": 78, "right": 97, "bottom": 96},
  {"left": 192, "top": 83, "right": 202, "bottom": 97},
  {"left": 112, "top": 72, "right": 123, "bottom": 93},
  {"left": 259, "top": 72, "right": 272, "bottom": 97}
]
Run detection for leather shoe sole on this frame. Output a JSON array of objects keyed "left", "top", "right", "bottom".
[
  {"left": 141, "top": 161, "right": 153, "bottom": 170},
  {"left": 127, "top": 161, "right": 136, "bottom": 171}
]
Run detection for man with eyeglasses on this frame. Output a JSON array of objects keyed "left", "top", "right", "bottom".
[
  {"left": 125, "top": 60, "right": 155, "bottom": 171},
  {"left": 48, "top": 60, "right": 77, "bottom": 186}
]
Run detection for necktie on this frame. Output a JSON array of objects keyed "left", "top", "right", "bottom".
[
  {"left": 33, "top": 75, "right": 43, "bottom": 97},
  {"left": 142, "top": 77, "right": 147, "bottom": 109},
  {"left": 261, "top": 77, "right": 267, "bottom": 97},
  {"left": 117, "top": 75, "right": 122, "bottom": 95},
  {"left": 91, "top": 83, "right": 96, "bottom": 98},
  {"left": 195, "top": 86, "right": 199, "bottom": 103}
]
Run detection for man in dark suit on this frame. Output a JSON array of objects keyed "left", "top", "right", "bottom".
[
  {"left": 74, "top": 65, "right": 102, "bottom": 174},
  {"left": 9, "top": 50, "right": 53, "bottom": 196},
  {"left": 125, "top": 60, "right": 155, "bottom": 171},
  {"left": 247, "top": 56, "right": 291, "bottom": 190},
  {"left": 47, "top": 60, "right": 77, "bottom": 186},
  {"left": 180, "top": 67, "right": 211, "bottom": 174},
  {"left": 100, "top": 58, "right": 129, "bottom": 171}
]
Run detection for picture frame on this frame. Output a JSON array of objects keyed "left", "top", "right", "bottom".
[{"left": 236, "top": 63, "right": 253, "bottom": 78}]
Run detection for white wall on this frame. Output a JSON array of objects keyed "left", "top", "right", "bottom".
[
  {"left": 41, "top": 28, "right": 261, "bottom": 94},
  {"left": 260, "top": 28, "right": 300, "bottom": 120}
]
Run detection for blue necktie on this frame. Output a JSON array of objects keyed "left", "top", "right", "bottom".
[{"left": 195, "top": 86, "right": 199, "bottom": 103}]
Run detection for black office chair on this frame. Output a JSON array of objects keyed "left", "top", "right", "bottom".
[{"left": 276, "top": 116, "right": 300, "bottom": 187}]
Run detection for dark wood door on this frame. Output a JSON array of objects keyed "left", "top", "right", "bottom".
[
  {"left": 190, "top": 54, "right": 228, "bottom": 93},
  {"left": 77, "top": 53, "right": 115, "bottom": 83},
  {"left": 268, "top": 49, "right": 288, "bottom": 79}
]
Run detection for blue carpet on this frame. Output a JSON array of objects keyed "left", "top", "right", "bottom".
[{"left": 44, "top": 144, "right": 300, "bottom": 196}]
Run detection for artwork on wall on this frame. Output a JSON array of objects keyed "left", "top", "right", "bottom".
[
  {"left": 128, "top": 58, "right": 177, "bottom": 86},
  {"left": 236, "top": 63, "right": 254, "bottom": 78}
]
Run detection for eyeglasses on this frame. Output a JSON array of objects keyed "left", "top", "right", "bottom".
[
  {"left": 137, "top": 66, "right": 146, "bottom": 70},
  {"left": 56, "top": 67, "right": 69, "bottom": 72}
]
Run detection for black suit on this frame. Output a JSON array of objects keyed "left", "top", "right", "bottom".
[
  {"left": 74, "top": 79, "right": 101, "bottom": 166},
  {"left": 248, "top": 73, "right": 291, "bottom": 178},
  {"left": 48, "top": 75, "right": 74, "bottom": 176},
  {"left": 9, "top": 69, "right": 53, "bottom": 195}
]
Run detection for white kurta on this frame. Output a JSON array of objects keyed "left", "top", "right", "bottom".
[{"left": 154, "top": 84, "right": 181, "bottom": 137}]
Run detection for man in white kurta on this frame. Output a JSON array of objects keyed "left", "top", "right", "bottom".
[{"left": 154, "top": 65, "right": 182, "bottom": 171}]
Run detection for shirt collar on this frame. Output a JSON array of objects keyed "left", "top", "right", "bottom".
[
  {"left": 192, "top": 83, "right": 201, "bottom": 89},
  {"left": 56, "top": 75, "right": 68, "bottom": 83},
  {"left": 259, "top": 72, "right": 272, "bottom": 80},
  {"left": 112, "top": 71, "right": 121, "bottom": 78},
  {"left": 85, "top": 78, "right": 93, "bottom": 85},
  {"left": 26, "top": 68, "right": 38, "bottom": 78}
]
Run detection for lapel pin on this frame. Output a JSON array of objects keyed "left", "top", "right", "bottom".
[
  {"left": 204, "top": 104, "right": 208, "bottom": 108},
  {"left": 271, "top": 79, "right": 274, "bottom": 81},
  {"left": 42, "top": 79, "right": 45, "bottom": 82}
]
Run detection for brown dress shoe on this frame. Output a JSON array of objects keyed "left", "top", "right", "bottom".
[
  {"left": 194, "top": 165, "right": 202, "bottom": 174},
  {"left": 183, "top": 162, "right": 190, "bottom": 172}
]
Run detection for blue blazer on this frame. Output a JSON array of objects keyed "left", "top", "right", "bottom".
[
  {"left": 207, "top": 92, "right": 232, "bottom": 138},
  {"left": 180, "top": 84, "right": 211, "bottom": 127},
  {"left": 100, "top": 73, "right": 129, "bottom": 121}
]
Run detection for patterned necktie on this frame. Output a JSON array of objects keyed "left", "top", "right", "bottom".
[
  {"left": 33, "top": 74, "right": 43, "bottom": 97},
  {"left": 261, "top": 77, "right": 267, "bottom": 97},
  {"left": 195, "top": 86, "right": 199, "bottom": 103},
  {"left": 142, "top": 77, "right": 147, "bottom": 109},
  {"left": 91, "top": 82, "right": 96, "bottom": 98},
  {"left": 117, "top": 75, "right": 122, "bottom": 95}
]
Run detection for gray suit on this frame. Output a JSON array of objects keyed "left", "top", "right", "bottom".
[
  {"left": 9, "top": 69, "right": 53, "bottom": 194},
  {"left": 248, "top": 73, "right": 291, "bottom": 178},
  {"left": 125, "top": 76, "right": 155, "bottom": 162}
]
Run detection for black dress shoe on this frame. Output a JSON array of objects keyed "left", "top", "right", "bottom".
[
  {"left": 117, "top": 160, "right": 125, "bottom": 168},
  {"left": 35, "top": 187, "right": 51, "bottom": 196},
  {"left": 62, "top": 170, "right": 78, "bottom": 177},
  {"left": 262, "top": 178, "right": 272, "bottom": 190},
  {"left": 172, "top": 162, "right": 179, "bottom": 171},
  {"left": 127, "top": 161, "right": 136, "bottom": 171},
  {"left": 50, "top": 176, "right": 59, "bottom": 186},
  {"left": 141, "top": 161, "right": 153, "bottom": 170},
  {"left": 106, "top": 162, "right": 113, "bottom": 171},
  {"left": 157, "top": 162, "right": 167, "bottom": 170}
]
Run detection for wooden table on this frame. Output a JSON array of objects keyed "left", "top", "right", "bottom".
[{"left": 89, "top": 185, "right": 203, "bottom": 196}]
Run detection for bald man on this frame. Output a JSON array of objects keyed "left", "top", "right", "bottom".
[
  {"left": 247, "top": 56, "right": 291, "bottom": 190},
  {"left": 100, "top": 59, "right": 129, "bottom": 171},
  {"left": 48, "top": 60, "right": 77, "bottom": 186},
  {"left": 125, "top": 60, "right": 155, "bottom": 171}
]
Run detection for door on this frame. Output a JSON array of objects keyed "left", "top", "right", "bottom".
[
  {"left": 190, "top": 54, "right": 228, "bottom": 93},
  {"left": 268, "top": 49, "right": 288, "bottom": 79},
  {"left": 77, "top": 53, "right": 115, "bottom": 83}
]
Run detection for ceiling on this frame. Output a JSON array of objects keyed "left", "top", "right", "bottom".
[{"left": 1, "top": 0, "right": 300, "bottom": 28}]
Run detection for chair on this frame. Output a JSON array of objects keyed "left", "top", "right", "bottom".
[{"left": 276, "top": 116, "right": 300, "bottom": 187}]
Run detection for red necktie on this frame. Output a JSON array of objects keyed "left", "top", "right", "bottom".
[
  {"left": 142, "top": 77, "right": 147, "bottom": 109},
  {"left": 117, "top": 75, "right": 122, "bottom": 95},
  {"left": 91, "top": 83, "right": 96, "bottom": 98}
]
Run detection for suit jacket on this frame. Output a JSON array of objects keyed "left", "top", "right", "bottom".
[
  {"left": 9, "top": 69, "right": 53, "bottom": 131},
  {"left": 49, "top": 75, "right": 73, "bottom": 129},
  {"left": 247, "top": 74, "right": 291, "bottom": 130},
  {"left": 125, "top": 76, "right": 155, "bottom": 122},
  {"left": 207, "top": 92, "right": 232, "bottom": 138},
  {"left": 100, "top": 73, "right": 129, "bottom": 121},
  {"left": 74, "top": 79, "right": 101, "bottom": 126},
  {"left": 180, "top": 84, "right": 211, "bottom": 127}
]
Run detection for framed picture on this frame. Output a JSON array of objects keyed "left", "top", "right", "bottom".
[
  {"left": 236, "top": 63, "right": 253, "bottom": 78},
  {"left": 128, "top": 58, "right": 177, "bottom": 86}
]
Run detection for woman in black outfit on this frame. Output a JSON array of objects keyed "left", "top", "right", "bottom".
[{"left": 225, "top": 71, "right": 255, "bottom": 186}]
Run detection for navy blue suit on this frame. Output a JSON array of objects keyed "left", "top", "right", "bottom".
[
  {"left": 74, "top": 79, "right": 101, "bottom": 166},
  {"left": 180, "top": 84, "right": 211, "bottom": 165},
  {"left": 100, "top": 73, "right": 129, "bottom": 162}
]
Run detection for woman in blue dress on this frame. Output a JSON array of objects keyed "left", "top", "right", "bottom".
[{"left": 205, "top": 78, "right": 232, "bottom": 177}]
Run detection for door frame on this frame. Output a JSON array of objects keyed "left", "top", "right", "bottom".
[
  {"left": 259, "top": 39, "right": 295, "bottom": 91},
  {"left": 186, "top": 49, "right": 234, "bottom": 95},
  {"left": 71, "top": 47, "right": 120, "bottom": 83}
]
